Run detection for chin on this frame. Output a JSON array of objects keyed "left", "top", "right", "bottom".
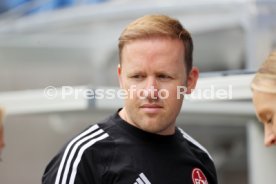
[
  {"left": 143, "top": 126, "right": 162, "bottom": 134},
  {"left": 141, "top": 121, "right": 168, "bottom": 133}
]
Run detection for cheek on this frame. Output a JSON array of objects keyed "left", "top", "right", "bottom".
[
  {"left": 120, "top": 78, "right": 129, "bottom": 88},
  {"left": 164, "top": 85, "right": 182, "bottom": 100},
  {"left": 163, "top": 89, "right": 183, "bottom": 112}
]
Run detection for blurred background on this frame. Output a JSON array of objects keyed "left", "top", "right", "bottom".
[{"left": 0, "top": 0, "right": 276, "bottom": 183}]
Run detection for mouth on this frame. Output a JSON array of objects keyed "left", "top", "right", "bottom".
[{"left": 140, "top": 104, "right": 163, "bottom": 114}]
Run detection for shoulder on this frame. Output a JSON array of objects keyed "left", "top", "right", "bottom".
[
  {"left": 177, "top": 127, "right": 213, "bottom": 161},
  {"left": 62, "top": 116, "right": 116, "bottom": 153},
  {"left": 60, "top": 116, "right": 119, "bottom": 162},
  {"left": 177, "top": 127, "right": 218, "bottom": 182},
  {"left": 42, "top": 116, "right": 118, "bottom": 184}
]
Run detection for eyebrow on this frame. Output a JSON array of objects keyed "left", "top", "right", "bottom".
[
  {"left": 126, "top": 71, "right": 144, "bottom": 75},
  {"left": 127, "top": 70, "right": 176, "bottom": 75}
]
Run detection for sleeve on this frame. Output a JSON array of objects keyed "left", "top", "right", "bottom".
[
  {"left": 189, "top": 145, "right": 218, "bottom": 184},
  {"left": 42, "top": 152, "right": 63, "bottom": 184},
  {"left": 42, "top": 140, "right": 112, "bottom": 184},
  {"left": 200, "top": 152, "right": 218, "bottom": 184}
]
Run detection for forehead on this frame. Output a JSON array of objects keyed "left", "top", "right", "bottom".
[
  {"left": 122, "top": 37, "right": 184, "bottom": 59},
  {"left": 253, "top": 91, "right": 276, "bottom": 115},
  {"left": 121, "top": 38, "right": 185, "bottom": 70}
]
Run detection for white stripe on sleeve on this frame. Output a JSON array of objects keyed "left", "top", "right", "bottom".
[
  {"left": 61, "top": 129, "right": 105, "bottom": 184},
  {"left": 68, "top": 133, "right": 109, "bottom": 184},
  {"left": 55, "top": 124, "right": 99, "bottom": 184},
  {"left": 178, "top": 127, "right": 213, "bottom": 160}
]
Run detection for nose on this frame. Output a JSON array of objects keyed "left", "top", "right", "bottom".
[
  {"left": 264, "top": 126, "right": 276, "bottom": 147},
  {"left": 145, "top": 77, "right": 159, "bottom": 100},
  {"left": 264, "top": 134, "right": 276, "bottom": 147}
]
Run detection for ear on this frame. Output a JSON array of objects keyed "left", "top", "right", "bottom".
[
  {"left": 117, "top": 64, "right": 123, "bottom": 88},
  {"left": 186, "top": 67, "right": 199, "bottom": 94}
]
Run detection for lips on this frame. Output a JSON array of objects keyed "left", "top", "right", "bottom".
[
  {"left": 140, "top": 104, "right": 163, "bottom": 113},
  {"left": 140, "top": 104, "right": 163, "bottom": 108}
]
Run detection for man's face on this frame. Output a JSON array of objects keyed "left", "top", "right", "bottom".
[
  {"left": 253, "top": 90, "right": 276, "bottom": 147},
  {"left": 118, "top": 38, "right": 198, "bottom": 135}
]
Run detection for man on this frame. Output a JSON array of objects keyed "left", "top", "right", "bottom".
[{"left": 43, "top": 14, "right": 218, "bottom": 184}]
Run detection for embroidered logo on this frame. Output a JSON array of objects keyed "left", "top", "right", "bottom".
[
  {"left": 134, "top": 172, "right": 151, "bottom": 184},
  {"left": 192, "top": 168, "right": 208, "bottom": 184}
]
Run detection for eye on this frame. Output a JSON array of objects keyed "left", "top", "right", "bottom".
[
  {"left": 133, "top": 75, "right": 141, "bottom": 78},
  {"left": 130, "top": 74, "right": 144, "bottom": 79},
  {"left": 259, "top": 112, "right": 273, "bottom": 125},
  {"left": 267, "top": 116, "right": 273, "bottom": 124},
  {"left": 158, "top": 74, "right": 172, "bottom": 79},
  {"left": 263, "top": 115, "right": 273, "bottom": 125}
]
